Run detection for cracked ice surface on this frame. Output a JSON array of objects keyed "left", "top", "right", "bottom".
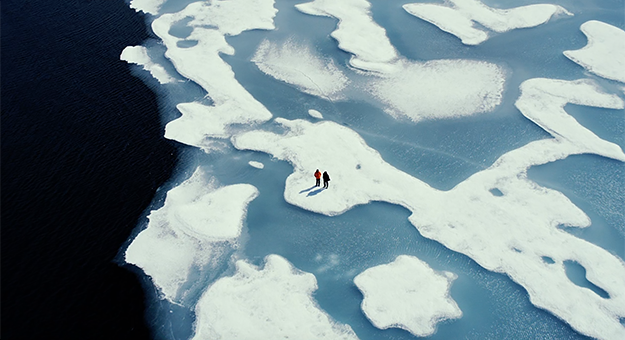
[
  {"left": 564, "top": 20, "right": 625, "bottom": 83},
  {"left": 252, "top": 39, "right": 349, "bottom": 101},
  {"left": 403, "top": 0, "right": 572, "bottom": 45},
  {"left": 354, "top": 255, "right": 462, "bottom": 337},
  {"left": 233, "top": 77, "right": 625, "bottom": 339},
  {"left": 150, "top": 0, "right": 277, "bottom": 148},
  {"left": 125, "top": 168, "right": 258, "bottom": 303},
  {"left": 192, "top": 255, "right": 359, "bottom": 340}
]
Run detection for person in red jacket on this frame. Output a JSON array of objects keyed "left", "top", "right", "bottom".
[{"left": 314, "top": 169, "right": 321, "bottom": 187}]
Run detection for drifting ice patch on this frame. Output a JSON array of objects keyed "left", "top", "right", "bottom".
[
  {"left": 125, "top": 168, "right": 258, "bottom": 303},
  {"left": 232, "top": 111, "right": 625, "bottom": 340},
  {"left": 248, "top": 161, "right": 264, "bottom": 169},
  {"left": 308, "top": 109, "right": 323, "bottom": 119},
  {"left": 296, "top": 0, "right": 399, "bottom": 73},
  {"left": 192, "top": 255, "right": 358, "bottom": 340},
  {"left": 354, "top": 255, "right": 461, "bottom": 337},
  {"left": 151, "top": 0, "right": 277, "bottom": 148},
  {"left": 564, "top": 20, "right": 625, "bottom": 83},
  {"left": 403, "top": 0, "right": 572, "bottom": 45},
  {"left": 252, "top": 39, "right": 349, "bottom": 101},
  {"left": 120, "top": 45, "right": 176, "bottom": 84}
]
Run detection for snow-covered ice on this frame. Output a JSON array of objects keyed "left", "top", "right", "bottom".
[
  {"left": 308, "top": 109, "right": 323, "bottom": 119},
  {"left": 354, "top": 255, "right": 461, "bottom": 337},
  {"left": 403, "top": 0, "right": 571, "bottom": 45},
  {"left": 129, "top": 0, "right": 165, "bottom": 15},
  {"left": 564, "top": 20, "right": 625, "bottom": 83},
  {"left": 192, "top": 255, "right": 358, "bottom": 340},
  {"left": 233, "top": 92, "right": 625, "bottom": 338},
  {"left": 252, "top": 39, "right": 349, "bottom": 101},
  {"left": 120, "top": 45, "right": 176, "bottom": 84},
  {"left": 125, "top": 168, "right": 258, "bottom": 303}
]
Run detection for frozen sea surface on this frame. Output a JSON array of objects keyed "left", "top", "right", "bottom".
[{"left": 122, "top": 0, "right": 625, "bottom": 339}]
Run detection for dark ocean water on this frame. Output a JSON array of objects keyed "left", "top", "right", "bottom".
[{"left": 2, "top": 1, "right": 176, "bottom": 338}]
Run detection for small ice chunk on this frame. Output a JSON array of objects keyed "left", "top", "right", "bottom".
[
  {"left": 308, "top": 109, "right": 323, "bottom": 119},
  {"left": 564, "top": 20, "right": 625, "bottom": 83},
  {"left": 252, "top": 39, "right": 349, "bottom": 100},
  {"left": 125, "top": 168, "right": 258, "bottom": 303},
  {"left": 120, "top": 46, "right": 176, "bottom": 84},
  {"left": 404, "top": 0, "right": 571, "bottom": 45},
  {"left": 248, "top": 161, "right": 264, "bottom": 169},
  {"left": 193, "top": 255, "right": 358, "bottom": 340},
  {"left": 354, "top": 255, "right": 461, "bottom": 337},
  {"left": 296, "top": 0, "right": 398, "bottom": 73}
]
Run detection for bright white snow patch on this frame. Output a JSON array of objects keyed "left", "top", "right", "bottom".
[
  {"left": 252, "top": 39, "right": 349, "bottom": 100},
  {"left": 151, "top": 0, "right": 277, "bottom": 148},
  {"left": 354, "top": 255, "right": 461, "bottom": 337},
  {"left": 296, "top": 0, "right": 399, "bottom": 73},
  {"left": 564, "top": 20, "right": 625, "bottom": 83},
  {"left": 308, "top": 109, "right": 324, "bottom": 119},
  {"left": 368, "top": 59, "right": 505, "bottom": 121},
  {"left": 404, "top": 0, "right": 571, "bottom": 45},
  {"left": 120, "top": 45, "right": 176, "bottom": 84},
  {"left": 233, "top": 86, "right": 625, "bottom": 340},
  {"left": 129, "top": 0, "right": 165, "bottom": 15},
  {"left": 248, "top": 161, "right": 264, "bottom": 169},
  {"left": 192, "top": 255, "right": 359, "bottom": 340},
  {"left": 125, "top": 168, "right": 258, "bottom": 303}
]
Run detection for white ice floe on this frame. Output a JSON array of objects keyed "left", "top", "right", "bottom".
[
  {"left": 308, "top": 109, "right": 324, "bottom": 119},
  {"left": 192, "top": 255, "right": 358, "bottom": 340},
  {"left": 125, "top": 168, "right": 258, "bottom": 303},
  {"left": 120, "top": 45, "right": 176, "bottom": 84},
  {"left": 248, "top": 161, "right": 264, "bottom": 169},
  {"left": 354, "top": 255, "right": 461, "bottom": 337},
  {"left": 404, "top": 0, "right": 571, "bottom": 45},
  {"left": 368, "top": 59, "right": 505, "bottom": 121},
  {"left": 564, "top": 20, "right": 625, "bottom": 83},
  {"left": 151, "top": 0, "right": 277, "bottom": 148},
  {"left": 252, "top": 39, "right": 349, "bottom": 100},
  {"left": 296, "top": 0, "right": 399, "bottom": 73},
  {"left": 233, "top": 77, "right": 625, "bottom": 339},
  {"left": 129, "top": 0, "right": 165, "bottom": 15}
]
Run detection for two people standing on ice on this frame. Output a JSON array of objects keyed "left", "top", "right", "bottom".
[{"left": 314, "top": 169, "right": 330, "bottom": 189}]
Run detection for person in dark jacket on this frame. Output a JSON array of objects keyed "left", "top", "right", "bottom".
[
  {"left": 314, "top": 169, "right": 321, "bottom": 187},
  {"left": 322, "top": 171, "right": 330, "bottom": 189}
]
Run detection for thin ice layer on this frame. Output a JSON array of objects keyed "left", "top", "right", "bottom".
[
  {"left": 564, "top": 20, "right": 625, "bottom": 83},
  {"left": 192, "top": 255, "right": 359, "bottom": 340},
  {"left": 120, "top": 45, "right": 176, "bottom": 84},
  {"left": 294, "top": 0, "right": 505, "bottom": 120},
  {"left": 404, "top": 0, "right": 571, "bottom": 45},
  {"left": 233, "top": 78, "right": 625, "bottom": 340},
  {"left": 151, "top": 0, "right": 276, "bottom": 148},
  {"left": 354, "top": 255, "right": 461, "bottom": 337},
  {"left": 252, "top": 39, "right": 349, "bottom": 101},
  {"left": 125, "top": 168, "right": 258, "bottom": 303}
]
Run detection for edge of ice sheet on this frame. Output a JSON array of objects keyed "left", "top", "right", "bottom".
[
  {"left": 252, "top": 39, "right": 349, "bottom": 101},
  {"left": 152, "top": 0, "right": 277, "bottom": 148},
  {"left": 125, "top": 168, "right": 259, "bottom": 303},
  {"left": 233, "top": 78, "right": 625, "bottom": 339},
  {"left": 564, "top": 20, "right": 625, "bottom": 83},
  {"left": 192, "top": 254, "right": 358, "bottom": 340},
  {"left": 354, "top": 255, "right": 461, "bottom": 337},
  {"left": 120, "top": 45, "right": 176, "bottom": 84},
  {"left": 129, "top": 0, "right": 165, "bottom": 15},
  {"left": 403, "top": 0, "right": 571, "bottom": 45},
  {"left": 296, "top": 0, "right": 398, "bottom": 73}
]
